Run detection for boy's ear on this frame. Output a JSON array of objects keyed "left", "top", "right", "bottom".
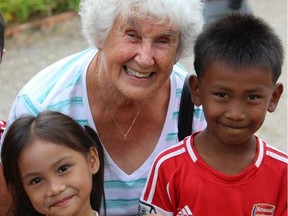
[
  {"left": 267, "top": 83, "right": 283, "bottom": 112},
  {"left": 87, "top": 147, "right": 100, "bottom": 174},
  {"left": 189, "top": 75, "right": 202, "bottom": 106}
]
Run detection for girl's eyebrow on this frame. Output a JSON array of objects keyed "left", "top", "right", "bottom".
[{"left": 21, "top": 156, "right": 72, "bottom": 180}]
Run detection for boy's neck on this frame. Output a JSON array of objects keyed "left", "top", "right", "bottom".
[{"left": 194, "top": 131, "right": 257, "bottom": 175}]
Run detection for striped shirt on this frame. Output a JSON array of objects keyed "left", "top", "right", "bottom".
[{"left": 3, "top": 48, "right": 206, "bottom": 215}]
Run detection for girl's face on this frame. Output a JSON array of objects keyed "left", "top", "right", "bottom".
[
  {"left": 18, "top": 139, "right": 99, "bottom": 216},
  {"left": 98, "top": 16, "right": 180, "bottom": 100}
]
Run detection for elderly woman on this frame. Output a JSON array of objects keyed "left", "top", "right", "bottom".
[{"left": 1, "top": 0, "right": 206, "bottom": 215}]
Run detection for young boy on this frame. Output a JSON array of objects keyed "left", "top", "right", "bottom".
[{"left": 138, "top": 14, "right": 287, "bottom": 216}]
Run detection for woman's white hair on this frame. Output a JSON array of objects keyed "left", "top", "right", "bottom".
[{"left": 79, "top": 0, "right": 203, "bottom": 59}]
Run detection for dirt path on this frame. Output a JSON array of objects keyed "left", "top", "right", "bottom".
[{"left": 0, "top": 0, "right": 286, "bottom": 152}]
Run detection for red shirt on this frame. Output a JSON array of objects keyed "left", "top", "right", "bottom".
[{"left": 139, "top": 133, "right": 288, "bottom": 216}]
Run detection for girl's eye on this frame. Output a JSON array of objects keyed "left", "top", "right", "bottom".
[
  {"left": 58, "top": 164, "right": 70, "bottom": 173},
  {"left": 215, "top": 92, "right": 228, "bottom": 98},
  {"left": 30, "top": 177, "right": 42, "bottom": 185}
]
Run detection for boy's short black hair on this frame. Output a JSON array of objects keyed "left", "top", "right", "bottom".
[{"left": 194, "top": 13, "right": 284, "bottom": 83}]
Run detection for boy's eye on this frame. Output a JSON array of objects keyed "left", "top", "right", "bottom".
[
  {"left": 30, "top": 177, "right": 42, "bottom": 185},
  {"left": 58, "top": 164, "right": 70, "bottom": 173},
  {"left": 247, "top": 95, "right": 259, "bottom": 100}
]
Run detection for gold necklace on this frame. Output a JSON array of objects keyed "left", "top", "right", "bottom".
[
  {"left": 111, "top": 107, "right": 142, "bottom": 144},
  {"left": 94, "top": 51, "right": 143, "bottom": 144}
]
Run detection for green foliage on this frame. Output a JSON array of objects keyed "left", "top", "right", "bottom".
[{"left": 0, "top": 0, "right": 80, "bottom": 25}]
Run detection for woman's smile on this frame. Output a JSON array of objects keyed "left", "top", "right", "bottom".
[{"left": 124, "top": 66, "right": 153, "bottom": 78}]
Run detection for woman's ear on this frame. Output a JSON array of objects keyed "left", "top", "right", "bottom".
[
  {"left": 267, "top": 83, "right": 283, "bottom": 112},
  {"left": 189, "top": 75, "right": 202, "bottom": 106},
  {"left": 87, "top": 147, "right": 100, "bottom": 174}
]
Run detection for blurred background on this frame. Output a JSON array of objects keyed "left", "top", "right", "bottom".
[{"left": 0, "top": 0, "right": 287, "bottom": 152}]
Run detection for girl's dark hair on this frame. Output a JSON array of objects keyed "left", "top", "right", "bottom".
[
  {"left": 1, "top": 111, "right": 106, "bottom": 216},
  {"left": 194, "top": 13, "right": 284, "bottom": 83}
]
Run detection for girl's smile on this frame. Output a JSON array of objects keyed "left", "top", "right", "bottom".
[{"left": 19, "top": 138, "right": 98, "bottom": 216}]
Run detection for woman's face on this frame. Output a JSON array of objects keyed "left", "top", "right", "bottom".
[{"left": 99, "top": 16, "right": 181, "bottom": 100}]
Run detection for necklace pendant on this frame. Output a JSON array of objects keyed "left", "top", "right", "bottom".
[
  {"left": 111, "top": 106, "right": 143, "bottom": 145},
  {"left": 123, "top": 135, "right": 128, "bottom": 144}
]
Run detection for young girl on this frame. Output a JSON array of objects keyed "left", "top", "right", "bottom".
[{"left": 1, "top": 111, "right": 106, "bottom": 216}]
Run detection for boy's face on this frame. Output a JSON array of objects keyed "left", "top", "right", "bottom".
[{"left": 190, "top": 61, "right": 283, "bottom": 146}]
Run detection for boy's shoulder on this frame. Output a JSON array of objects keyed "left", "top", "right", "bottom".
[
  {"left": 264, "top": 141, "right": 288, "bottom": 164},
  {"left": 153, "top": 135, "right": 196, "bottom": 167},
  {"left": 257, "top": 137, "right": 288, "bottom": 174},
  {"left": 155, "top": 135, "right": 288, "bottom": 170}
]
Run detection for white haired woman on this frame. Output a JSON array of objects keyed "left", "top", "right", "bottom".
[{"left": 1, "top": 0, "right": 206, "bottom": 215}]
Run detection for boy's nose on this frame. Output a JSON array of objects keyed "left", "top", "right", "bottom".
[{"left": 225, "top": 102, "right": 246, "bottom": 120}]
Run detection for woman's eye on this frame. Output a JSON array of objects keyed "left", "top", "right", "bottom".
[
  {"left": 58, "top": 164, "right": 70, "bottom": 173},
  {"left": 157, "top": 38, "right": 169, "bottom": 44},
  {"left": 126, "top": 31, "right": 139, "bottom": 40},
  {"left": 127, "top": 32, "right": 136, "bottom": 37},
  {"left": 30, "top": 177, "right": 42, "bottom": 185}
]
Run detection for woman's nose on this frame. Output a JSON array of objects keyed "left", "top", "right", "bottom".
[{"left": 134, "top": 41, "right": 155, "bottom": 68}]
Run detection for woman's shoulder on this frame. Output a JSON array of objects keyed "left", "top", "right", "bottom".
[
  {"left": 8, "top": 48, "right": 97, "bottom": 120},
  {"left": 171, "top": 63, "right": 188, "bottom": 90},
  {"left": 172, "top": 63, "right": 188, "bottom": 79},
  {"left": 20, "top": 48, "right": 96, "bottom": 96}
]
